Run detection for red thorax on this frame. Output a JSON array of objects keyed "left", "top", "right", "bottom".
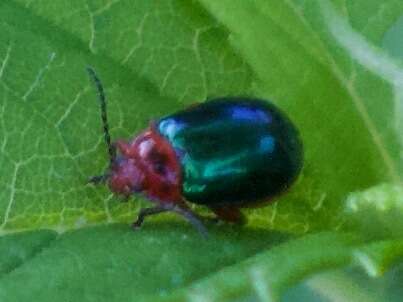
[{"left": 107, "top": 125, "right": 182, "bottom": 203}]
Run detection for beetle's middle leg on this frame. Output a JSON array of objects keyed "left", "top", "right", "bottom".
[
  {"left": 132, "top": 206, "right": 169, "bottom": 229},
  {"left": 132, "top": 203, "right": 208, "bottom": 238}
]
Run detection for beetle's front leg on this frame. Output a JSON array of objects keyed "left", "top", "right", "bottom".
[{"left": 87, "top": 174, "right": 109, "bottom": 185}]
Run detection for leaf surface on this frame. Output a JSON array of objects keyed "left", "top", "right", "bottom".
[{"left": 0, "top": 0, "right": 402, "bottom": 301}]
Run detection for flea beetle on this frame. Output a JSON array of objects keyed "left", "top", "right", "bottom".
[{"left": 87, "top": 68, "right": 303, "bottom": 236}]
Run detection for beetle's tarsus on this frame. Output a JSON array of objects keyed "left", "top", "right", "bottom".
[
  {"left": 87, "top": 174, "right": 108, "bottom": 185},
  {"left": 132, "top": 206, "right": 169, "bottom": 229}
]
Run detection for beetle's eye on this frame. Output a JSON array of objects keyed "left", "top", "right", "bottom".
[
  {"left": 147, "top": 149, "right": 167, "bottom": 175},
  {"left": 153, "top": 162, "right": 166, "bottom": 175}
]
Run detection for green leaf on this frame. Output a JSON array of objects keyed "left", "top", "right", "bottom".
[
  {"left": 4, "top": 229, "right": 400, "bottom": 302},
  {"left": 345, "top": 183, "right": 403, "bottom": 239},
  {"left": 284, "top": 267, "right": 403, "bottom": 302},
  {"left": 0, "top": 230, "right": 56, "bottom": 275},
  {"left": 1, "top": 0, "right": 402, "bottom": 233},
  {"left": 0, "top": 224, "right": 288, "bottom": 301},
  {"left": 287, "top": 270, "right": 381, "bottom": 302},
  {"left": 1, "top": 0, "right": 403, "bottom": 301},
  {"left": 157, "top": 231, "right": 358, "bottom": 301},
  {"left": 354, "top": 239, "right": 403, "bottom": 277}
]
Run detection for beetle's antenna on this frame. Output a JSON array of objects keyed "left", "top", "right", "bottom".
[{"left": 87, "top": 66, "right": 116, "bottom": 166}]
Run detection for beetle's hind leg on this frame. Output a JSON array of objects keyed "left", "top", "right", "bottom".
[
  {"left": 132, "top": 204, "right": 208, "bottom": 238},
  {"left": 210, "top": 206, "right": 246, "bottom": 225}
]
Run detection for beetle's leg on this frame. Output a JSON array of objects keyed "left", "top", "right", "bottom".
[
  {"left": 210, "top": 206, "right": 246, "bottom": 225},
  {"left": 170, "top": 205, "right": 208, "bottom": 238},
  {"left": 87, "top": 174, "right": 108, "bottom": 185},
  {"left": 132, "top": 206, "right": 169, "bottom": 229},
  {"left": 120, "top": 195, "right": 130, "bottom": 203},
  {"left": 132, "top": 204, "right": 208, "bottom": 238}
]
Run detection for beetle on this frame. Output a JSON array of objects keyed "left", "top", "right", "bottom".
[{"left": 87, "top": 67, "right": 303, "bottom": 236}]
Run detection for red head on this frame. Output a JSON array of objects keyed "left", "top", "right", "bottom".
[
  {"left": 87, "top": 67, "right": 181, "bottom": 203},
  {"left": 107, "top": 156, "right": 143, "bottom": 197},
  {"left": 106, "top": 128, "right": 182, "bottom": 202}
]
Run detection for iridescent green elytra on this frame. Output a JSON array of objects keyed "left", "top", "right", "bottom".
[{"left": 157, "top": 98, "right": 303, "bottom": 206}]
